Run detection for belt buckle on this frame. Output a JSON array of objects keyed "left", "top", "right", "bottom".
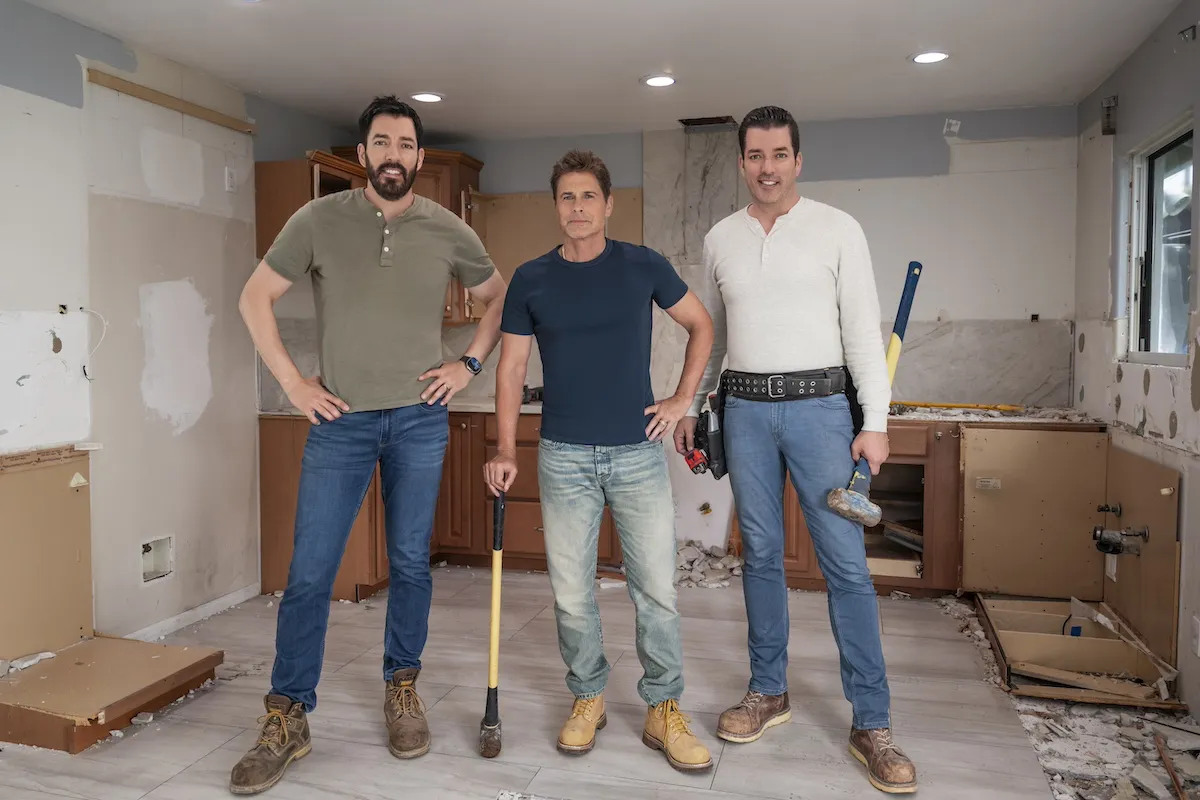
[{"left": 767, "top": 374, "right": 785, "bottom": 398}]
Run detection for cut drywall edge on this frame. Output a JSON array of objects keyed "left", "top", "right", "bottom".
[
  {"left": 0, "top": 311, "right": 91, "bottom": 453},
  {"left": 126, "top": 582, "right": 260, "bottom": 643}
]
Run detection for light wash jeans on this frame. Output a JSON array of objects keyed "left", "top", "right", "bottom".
[
  {"left": 537, "top": 437, "right": 683, "bottom": 707},
  {"left": 723, "top": 391, "right": 891, "bottom": 730},
  {"left": 270, "top": 404, "right": 449, "bottom": 712}
]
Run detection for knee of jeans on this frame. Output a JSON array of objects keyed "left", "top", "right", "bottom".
[
  {"left": 553, "top": 589, "right": 596, "bottom": 619},
  {"left": 821, "top": 558, "right": 874, "bottom": 594}
]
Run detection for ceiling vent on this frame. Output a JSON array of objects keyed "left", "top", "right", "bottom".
[{"left": 678, "top": 115, "right": 737, "bottom": 132}]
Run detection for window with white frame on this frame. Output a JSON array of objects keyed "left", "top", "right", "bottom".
[{"left": 1131, "top": 128, "right": 1193, "bottom": 361}]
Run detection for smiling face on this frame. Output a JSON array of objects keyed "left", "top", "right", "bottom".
[
  {"left": 359, "top": 114, "right": 423, "bottom": 201},
  {"left": 739, "top": 125, "right": 802, "bottom": 207},
  {"left": 555, "top": 171, "right": 612, "bottom": 241}
]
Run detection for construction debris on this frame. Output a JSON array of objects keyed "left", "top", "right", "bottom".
[
  {"left": 674, "top": 539, "right": 741, "bottom": 589},
  {"left": 6, "top": 651, "right": 55, "bottom": 673},
  {"left": 935, "top": 595, "right": 1200, "bottom": 799}
]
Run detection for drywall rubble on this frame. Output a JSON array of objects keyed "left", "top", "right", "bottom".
[
  {"left": 675, "top": 539, "right": 743, "bottom": 588},
  {"left": 936, "top": 595, "right": 1199, "bottom": 799}
]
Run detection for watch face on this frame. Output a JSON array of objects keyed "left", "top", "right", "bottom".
[{"left": 463, "top": 356, "right": 482, "bottom": 374}]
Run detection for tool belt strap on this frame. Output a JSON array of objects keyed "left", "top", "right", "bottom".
[{"left": 721, "top": 367, "right": 847, "bottom": 401}]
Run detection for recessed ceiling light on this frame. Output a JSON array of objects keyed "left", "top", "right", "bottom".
[
  {"left": 641, "top": 74, "right": 676, "bottom": 88},
  {"left": 911, "top": 51, "right": 949, "bottom": 64},
  {"left": 411, "top": 92, "right": 444, "bottom": 103}
]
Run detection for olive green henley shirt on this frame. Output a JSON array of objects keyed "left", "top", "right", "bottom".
[{"left": 264, "top": 189, "right": 495, "bottom": 411}]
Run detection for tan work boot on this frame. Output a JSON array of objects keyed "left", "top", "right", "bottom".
[
  {"left": 384, "top": 668, "right": 430, "bottom": 759},
  {"left": 850, "top": 727, "right": 918, "bottom": 794},
  {"left": 229, "top": 694, "right": 311, "bottom": 795},
  {"left": 642, "top": 699, "right": 713, "bottom": 772},
  {"left": 557, "top": 694, "right": 607, "bottom": 754},
  {"left": 716, "top": 690, "right": 791, "bottom": 743}
]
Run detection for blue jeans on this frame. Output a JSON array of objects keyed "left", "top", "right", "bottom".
[
  {"left": 270, "top": 403, "right": 449, "bottom": 712},
  {"left": 723, "top": 391, "right": 891, "bottom": 730},
  {"left": 537, "top": 438, "right": 683, "bottom": 707}
]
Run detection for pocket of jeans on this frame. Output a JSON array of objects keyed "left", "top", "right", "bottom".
[
  {"left": 538, "top": 437, "right": 569, "bottom": 452},
  {"left": 814, "top": 393, "right": 850, "bottom": 410},
  {"left": 415, "top": 400, "right": 449, "bottom": 414}
]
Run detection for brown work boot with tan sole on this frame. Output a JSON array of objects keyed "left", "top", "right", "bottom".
[
  {"left": 385, "top": 669, "right": 430, "bottom": 759},
  {"left": 642, "top": 699, "right": 713, "bottom": 772},
  {"left": 716, "top": 690, "right": 791, "bottom": 743},
  {"left": 557, "top": 694, "right": 607, "bottom": 754},
  {"left": 229, "top": 695, "right": 311, "bottom": 795},
  {"left": 849, "top": 727, "right": 918, "bottom": 794}
]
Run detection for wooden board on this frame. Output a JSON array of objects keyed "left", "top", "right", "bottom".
[
  {"left": 961, "top": 428, "right": 1108, "bottom": 599},
  {"left": 1102, "top": 445, "right": 1181, "bottom": 666},
  {"left": 0, "top": 637, "right": 222, "bottom": 753},
  {"left": 0, "top": 451, "right": 94, "bottom": 660}
]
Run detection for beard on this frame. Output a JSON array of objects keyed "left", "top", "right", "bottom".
[{"left": 366, "top": 158, "right": 415, "bottom": 201}]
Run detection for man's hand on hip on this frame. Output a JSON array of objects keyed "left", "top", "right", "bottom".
[
  {"left": 419, "top": 361, "right": 473, "bottom": 406},
  {"left": 284, "top": 376, "right": 349, "bottom": 425},
  {"left": 851, "top": 431, "right": 889, "bottom": 475},
  {"left": 673, "top": 415, "right": 699, "bottom": 455},
  {"left": 484, "top": 450, "right": 518, "bottom": 497},
  {"left": 645, "top": 395, "right": 691, "bottom": 443}
]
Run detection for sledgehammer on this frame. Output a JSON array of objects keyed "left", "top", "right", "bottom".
[{"left": 827, "top": 261, "right": 923, "bottom": 528}]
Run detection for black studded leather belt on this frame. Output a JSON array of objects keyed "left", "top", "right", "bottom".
[{"left": 721, "top": 366, "right": 848, "bottom": 401}]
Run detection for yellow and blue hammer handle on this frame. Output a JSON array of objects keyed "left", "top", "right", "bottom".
[{"left": 846, "top": 261, "right": 923, "bottom": 497}]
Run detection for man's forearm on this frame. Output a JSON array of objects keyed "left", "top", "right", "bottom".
[
  {"left": 463, "top": 295, "right": 505, "bottom": 364},
  {"left": 239, "top": 294, "right": 303, "bottom": 391},
  {"left": 494, "top": 355, "right": 527, "bottom": 456},
  {"left": 671, "top": 323, "right": 714, "bottom": 403}
]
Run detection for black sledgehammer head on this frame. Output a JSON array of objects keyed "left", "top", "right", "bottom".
[{"left": 479, "top": 721, "right": 501, "bottom": 758}]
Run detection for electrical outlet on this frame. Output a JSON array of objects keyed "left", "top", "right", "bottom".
[
  {"left": 1193, "top": 616, "right": 1200, "bottom": 658},
  {"left": 224, "top": 166, "right": 236, "bottom": 193}
]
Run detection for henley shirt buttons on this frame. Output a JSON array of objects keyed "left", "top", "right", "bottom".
[{"left": 384, "top": 246, "right": 390, "bottom": 252}]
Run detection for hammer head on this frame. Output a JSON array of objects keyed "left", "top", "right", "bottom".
[
  {"left": 827, "top": 487, "right": 882, "bottom": 528},
  {"left": 479, "top": 721, "right": 501, "bottom": 758}
]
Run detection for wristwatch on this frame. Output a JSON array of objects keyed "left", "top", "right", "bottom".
[{"left": 459, "top": 355, "right": 482, "bottom": 375}]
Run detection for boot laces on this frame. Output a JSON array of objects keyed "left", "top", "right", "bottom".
[
  {"left": 661, "top": 700, "right": 694, "bottom": 739},
  {"left": 387, "top": 682, "right": 426, "bottom": 718},
  {"left": 870, "top": 728, "right": 900, "bottom": 756},
  {"left": 255, "top": 708, "right": 290, "bottom": 748},
  {"left": 738, "top": 691, "right": 767, "bottom": 710},
  {"left": 569, "top": 696, "right": 600, "bottom": 721}
]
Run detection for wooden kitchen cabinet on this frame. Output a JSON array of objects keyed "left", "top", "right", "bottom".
[
  {"left": 732, "top": 418, "right": 962, "bottom": 594},
  {"left": 255, "top": 147, "right": 485, "bottom": 325},
  {"left": 258, "top": 410, "right": 621, "bottom": 602}
]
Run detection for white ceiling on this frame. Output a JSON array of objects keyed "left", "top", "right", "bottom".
[{"left": 29, "top": 0, "right": 1180, "bottom": 139}]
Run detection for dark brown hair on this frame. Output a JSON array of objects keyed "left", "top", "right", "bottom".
[
  {"left": 739, "top": 106, "right": 800, "bottom": 157},
  {"left": 550, "top": 149, "right": 612, "bottom": 199}
]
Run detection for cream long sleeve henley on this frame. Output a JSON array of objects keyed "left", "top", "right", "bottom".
[{"left": 689, "top": 197, "right": 892, "bottom": 432}]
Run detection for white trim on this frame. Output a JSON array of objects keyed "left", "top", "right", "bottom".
[
  {"left": 126, "top": 582, "right": 261, "bottom": 642},
  {"left": 1124, "top": 350, "right": 1190, "bottom": 368}
]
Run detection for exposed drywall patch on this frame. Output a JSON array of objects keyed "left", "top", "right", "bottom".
[
  {"left": 138, "top": 279, "right": 214, "bottom": 435},
  {"left": 0, "top": 0, "right": 135, "bottom": 107},
  {"left": 0, "top": 311, "right": 90, "bottom": 452},
  {"left": 947, "top": 136, "right": 1077, "bottom": 175},
  {"left": 140, "top": 128, "right": 205, "bottom": 207}
]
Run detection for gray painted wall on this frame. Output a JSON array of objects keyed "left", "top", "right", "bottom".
[
  {"left": 427, "top": 132, "right": 644, "bottom": 194},
  {"left": 430, "top": 105, "right": 1076, "bottom": 193},
  {"left": 0, "top": 0, "right": 135, "bottom": 106},
  {"left": 245, "top": 93, "right": 356, "bottom": 163},
  {"left": 1079, "top": 0, "right": 1199, "bottom": 318}
]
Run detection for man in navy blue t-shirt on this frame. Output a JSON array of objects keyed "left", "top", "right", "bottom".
[{"left": 484, "top": 150, "right": 714, "bottom": 772}]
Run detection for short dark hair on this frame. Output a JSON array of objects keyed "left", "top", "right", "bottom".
[
  {"left": 358, "top": 95, "right": 424, "bottom": 149},
  {"left": 550, "top": 149, "right": 612, "bottom": 199},
  {"left": 738, "top": 106, "right": 800, "bottom": 157}
]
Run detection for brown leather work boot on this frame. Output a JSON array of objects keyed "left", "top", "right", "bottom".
[
  {"left": 228, "top": 694, "right": 311, "bottom": 795},
  {"left": 384, "top": 668, "right": 430, "bottom": 759},
  {"left": 642, "top": 699, "right": 713, "bottom": 772},
  {"left": 716, "top": 690, "right": 791, "bottom": 743},
  {"left": 557, "top": 694, "right": 607, "bottom": 754},
  {"left": 849, "top": 727, "right": 918, "bottom": 794}
]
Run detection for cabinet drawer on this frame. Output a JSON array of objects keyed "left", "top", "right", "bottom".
[
  {"left": 484, "top": 414, "right": 543, "bottom": 444},
  {"left": 485, "top": 444, "right": 540, "bottom": 500},
  {"left": 887, "top": 424, "right": 928, "bottom": 457},
  {"left": 487, "top": 498, "right": 546, "bottom": 557}
]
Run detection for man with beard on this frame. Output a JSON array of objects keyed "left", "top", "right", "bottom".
[
  {"left": 675, "top": 106, "right": 917, "bottom": 794},
  {"left": 231, "top": 95, "right": 507, "bottom": 795}
]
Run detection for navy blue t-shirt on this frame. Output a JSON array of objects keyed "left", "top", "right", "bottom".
[{"left": 500, "top": 239, "right": 688, "bottom": 446}]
